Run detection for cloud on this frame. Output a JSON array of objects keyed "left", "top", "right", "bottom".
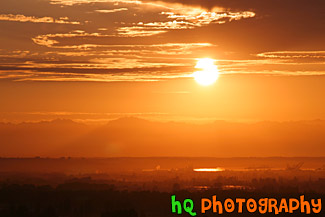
[
  {"left": 0, "top": 14, "right": 80, "bottom": 24},
  {"left": 116, "top": 28, "right": 166, "bottom": 37},
  {"left": 257, "top": 51, "right": 325, "bottom": 60},
  {"left": 0, "top": 57, "right": 193, "bottom": 82},
  {"left": 116, "top": 5, "right": 255, "bottom": 36},
  {"left": 10, "top": 70, "right": 191, "bottom": 82},
  {"left": 117, "top": 11, "right": 255, "bottom": 37},
  {"left": 49, "top": 0, "right": 176, "bottom": 8},
  {"left": 95, "top": 8, "right": 128, "bottom": 13},
  {"left": 0, "top": 37, "right": 216, "bottom": 82},
  {"left": 49, "top": 0, "right": 144, "bottom": 6},
  {"left": 1, "top": 0, "right": 324, "bottom": 82},
  {"left": 48, "top": 0, "right": 255, "bottom": 37},
  {"left": 31, "top": 29, "right": 213, "bottom": 53},
  {"left": 31, "top": 31, "right": 109, "bottom": 47}
]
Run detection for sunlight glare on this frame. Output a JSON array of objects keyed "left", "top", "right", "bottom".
[
  {"left": 193, "top": 58, "right": 219, "bottom": 86},
  {"left": 193, "top": 167, "right": 225, "bottom": 172}
]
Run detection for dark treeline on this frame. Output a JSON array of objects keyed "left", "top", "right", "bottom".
[{"left": 0, "top": 181, "right": 324, "bottom": 217}]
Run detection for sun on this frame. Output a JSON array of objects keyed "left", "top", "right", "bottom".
[{"left": 193, "top": 58, "right": 219, "bottom": 86}]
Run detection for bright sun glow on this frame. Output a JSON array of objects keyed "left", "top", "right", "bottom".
[{"left": 193, "top": 58, "right": 219, "bottom": 86}]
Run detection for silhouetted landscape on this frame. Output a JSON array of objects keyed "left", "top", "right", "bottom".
[
  {"left": 1, "top": 118, "right": 324, "bottom": 216},
  {"left": 0, "top": 156, "right": 324, "bottom": 216}
]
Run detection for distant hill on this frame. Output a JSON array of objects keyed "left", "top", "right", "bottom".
[{"left": 0, "top": 118, "right": 325, "bottom": 157}]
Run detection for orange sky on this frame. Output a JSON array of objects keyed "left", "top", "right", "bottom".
[
  {"left": 0, "top": 0, "right": 325, "bottom": 123},
  {"left": 1, "top": 75, "right": 325, "bottom": 123}
]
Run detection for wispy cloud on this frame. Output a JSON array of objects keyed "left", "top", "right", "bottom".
[
  {"left": 49, "top": 0, "right": 170, "bottom": 7},
  {"left": 95, "top": 8, "right": 128, "bottom": 13},
  {"left": 32, "top": 31, "right": 110, "bottom": 47},
  {"left": 49, "top": 0, "right": 255, "bottom": 37},
  {"left": 12, "top": 70, "right": 191, "bottom": 82},
  {"left": 117, "top": 9, "right": 255, "bottom": 36},
  {"left": 0, "top": 14, "right": 80, "bottom": 24},
  {"left": 257, "top": 51, "right": 325, "bottom": 59}
]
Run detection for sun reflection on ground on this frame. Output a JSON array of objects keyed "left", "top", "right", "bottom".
[{"left": 193, "top": 167, "right": 225, "bottom": 172}]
